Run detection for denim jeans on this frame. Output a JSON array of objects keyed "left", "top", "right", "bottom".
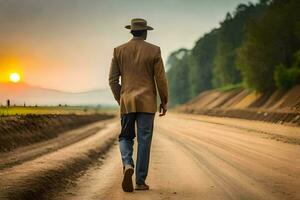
[{"left": 118, "top": 112, "right": 155, "bottom": 185}]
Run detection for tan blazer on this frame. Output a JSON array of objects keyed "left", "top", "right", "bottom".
[{"left": 109, "top": 37, "right": 168, "bottom": 114}]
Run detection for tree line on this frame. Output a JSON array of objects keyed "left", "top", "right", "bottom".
[{"left": 166, "top": 0, "right": 300, "bottom": 106}]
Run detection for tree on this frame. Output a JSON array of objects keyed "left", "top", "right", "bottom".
[
  {"left": 167, "top": 49, "right": 191, "bottom": 106},
  {"left": 189, "top": 29, "right": 219, "bottom": 98},
  {"left": 237, "top": 0, "right": 300, "bottom": 91},
  {"left": 212, "top": 3, "right": 265, "bottom": 88},
  {"left": 166, "top": 0, "right": 300, "bottom": 106}
]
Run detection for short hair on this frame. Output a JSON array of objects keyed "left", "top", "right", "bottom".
[{"left": 131, "top": 30, "right": 146, "bottom": 37}]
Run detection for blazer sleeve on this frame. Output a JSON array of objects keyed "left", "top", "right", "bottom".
[
  {"left": 109, "top": 48, "right": 121, "bottom": 102},
  {"left": 154, "top": 47, "right": 168, "bottom": 105}
]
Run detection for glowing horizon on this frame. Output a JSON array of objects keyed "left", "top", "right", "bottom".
[{"left": 0, "top": 0, "right": 257, "bottom": 92}]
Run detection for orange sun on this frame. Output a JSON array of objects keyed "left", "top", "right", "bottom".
[{"left": 9, "top": 72, "right": 21, "bottom": 83}]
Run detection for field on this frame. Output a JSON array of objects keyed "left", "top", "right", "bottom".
[{"left": 0, "top": 105, "right": 117, "bottom": 115}]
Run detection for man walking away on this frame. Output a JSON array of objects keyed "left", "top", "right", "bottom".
[{"left": 109, "top": 18, "right": 168, "bottom": 192}]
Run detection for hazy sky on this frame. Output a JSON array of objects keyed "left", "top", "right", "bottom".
[{"left": 0, "top": 0, "right": 256, "bottom": 92}]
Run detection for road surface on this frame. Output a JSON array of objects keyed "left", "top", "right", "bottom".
[
  {"left": 55, "top": 113, "right": 300, "bottom": 200},
  {"left": 1, "top": 113, "right": 299, "bottom": 200}
]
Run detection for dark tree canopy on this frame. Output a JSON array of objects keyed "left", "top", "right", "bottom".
[
  {"left": 167, "top": 49, "right": 191, "bottom": 106},
  {"left": 237, "top": 0, "right": 300, "bottom": 91},
  {"left": 167, "top": 0, "right": 300, "bottom": 105},
  {"left": 189, "top": 29, "right": 219, "bottom": 98}
]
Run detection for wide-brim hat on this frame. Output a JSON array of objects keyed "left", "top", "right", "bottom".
[{"left": 125, "top": 18, "right": 153, "bottom": 31}]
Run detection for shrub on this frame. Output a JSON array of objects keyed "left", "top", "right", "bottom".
[{"left": 274, "top": 64, "right": 300, "bottom": 90}]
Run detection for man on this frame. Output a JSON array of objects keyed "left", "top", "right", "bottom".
[{"left": 109, "top": 18, "right": 168, "bottom": 192}]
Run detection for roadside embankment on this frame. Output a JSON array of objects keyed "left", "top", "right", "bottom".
[
  {"left": 176, "top": 85, "right": 300, "bottom": 126},
  {"left": 0, "top": 113, "right": 114, "bottom": 152}
]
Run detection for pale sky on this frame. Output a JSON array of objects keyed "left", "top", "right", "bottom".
[{"left": 0, "top": 0, "right": 256, "bottom": 92}]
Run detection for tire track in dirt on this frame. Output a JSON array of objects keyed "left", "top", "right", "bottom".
[
  {"left": 3, "top": 114, "right": 299, "bottom": 200},
  {"left": 0, "top": 126, "right": 101, "bottom": 170},
  {"left": 55, "top": 114, "right": 300, "bottom": 200},
  {"left": 0, "top": 120, "right": 119, "bottom": 200}
]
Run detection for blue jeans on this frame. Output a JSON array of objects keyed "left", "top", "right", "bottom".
[{"left": 119, "top": 112, "right": 155, "bottom": 185}]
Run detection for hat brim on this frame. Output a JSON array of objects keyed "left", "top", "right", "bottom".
[{"left": 125, "top": 25, "right": 154, "bottom": 31}]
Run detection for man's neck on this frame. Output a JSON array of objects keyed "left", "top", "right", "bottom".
[{"left": 132, "top": 36, "right": 145, "bottom": 41}]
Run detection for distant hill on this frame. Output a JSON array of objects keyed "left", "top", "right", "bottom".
[{"left": 0, "top": 82, "right": 115, "bottom": 106}]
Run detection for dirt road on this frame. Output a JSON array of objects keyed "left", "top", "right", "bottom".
[{"left": 56, "top": 113, "right": 300, "bottom": 200}]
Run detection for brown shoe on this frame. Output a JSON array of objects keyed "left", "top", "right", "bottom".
[
  {"left": 122, "top": 165, "right": 134, "bottom": 192},
  {"left": 135, "top": 183, "right": 150, "bottom": 190}
]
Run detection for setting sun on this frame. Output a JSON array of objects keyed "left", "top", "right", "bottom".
[{"left": 9, "top": 72, "right": 21, "bottom": 83}]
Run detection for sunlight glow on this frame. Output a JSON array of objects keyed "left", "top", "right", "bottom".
[{"left": 9, "top": 72, "right": 21, "bottom": 83}]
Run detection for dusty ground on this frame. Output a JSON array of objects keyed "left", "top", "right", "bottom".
[
  {"left": 0, "top": 118, "right": 119, "bottom": 199},
  {"left": 54, "top": 113, "right": 300, "bottom": 200},
  {"left": 0, "top": 114, "right": 114, "bottom": 152},
  {"left": 0, "top": 114, "right": 300, "bottom": 200}
]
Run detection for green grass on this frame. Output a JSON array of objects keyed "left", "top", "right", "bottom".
[
  {"left": 0, "top": 105, "right": 118, "bottom": 116},
  {"left": 217, "top": 83, "right": 244, "bottom": 92}
]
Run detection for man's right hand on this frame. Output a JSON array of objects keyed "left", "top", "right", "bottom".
[{"left": 159, "top": 103, "right": 167, "bottom": 117}]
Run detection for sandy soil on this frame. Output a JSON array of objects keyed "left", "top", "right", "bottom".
[
  {"left": 0, "top": 118, "right": 116, "bottom": 170},
  {"left": 56, "top": 113, "right": 300, "bottom": 200},
  {"left": 176, "top": 85, "right": 300, "bottom": 126},
  {"left": 0, "top": 114, "right": 114, "bottom": 152},
  {"left": 0, "top": 119, "right": 119, "bottom": 199}
]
